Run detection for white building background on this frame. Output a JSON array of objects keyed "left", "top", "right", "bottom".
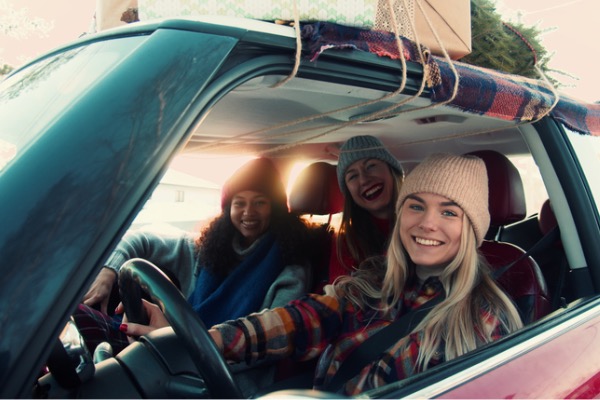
[{"left": 130, "top": 169, "right": 221, "bottom": 234}]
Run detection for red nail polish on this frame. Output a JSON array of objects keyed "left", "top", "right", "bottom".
[{"left": 119, "top": 324, "right": 128, "bottom": 333}]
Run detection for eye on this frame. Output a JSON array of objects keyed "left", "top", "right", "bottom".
[
  {"left": 442, "top": 210, "right": 458, "bottom": 217},
  {"left": 407, "top": 202, "right": 424, "bottom": 211},
  {"left": 367, "top": 160, "right": 384, "bottom": 171},
  {"left": 345, "top": 172, "right": 357, "bottom": 182}
]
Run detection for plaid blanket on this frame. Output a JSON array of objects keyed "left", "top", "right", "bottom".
[{"left": 302, "top": 22, "right": 600, "bottom": 136}]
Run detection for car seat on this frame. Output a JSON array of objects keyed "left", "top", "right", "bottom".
[
  {"left": 273, "top": 161, "right": 343, "bottom": 386},
  {"left": 467, "top": 150, "right": 552, "bottom": 324},
  {"left": 289, "top": 161, "right": 344, "bottom": 223},
  {"left": 289, "top": 161, "right": 344, "bottom": 292},
  {"left": 537, "top": 199, "right": 572, "bottom": 307}
]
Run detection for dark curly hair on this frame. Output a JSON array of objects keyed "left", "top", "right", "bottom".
[{"left": 195, "top": 201, "right": 312, "bottom": 278}]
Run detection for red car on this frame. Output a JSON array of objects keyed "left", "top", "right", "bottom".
[{"left": 1, "top": 15, "right": 599, "bottom": 399}]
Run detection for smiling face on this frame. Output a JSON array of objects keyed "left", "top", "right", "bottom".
[
  {"left": 344, "top": 158, "right": 396, "bottom": 219},
  {"left": 230, "top": 191, "right": 272, "bottom": 246},
  {"left": 399, "top": 192, "right": 464, "bottom": 268}
]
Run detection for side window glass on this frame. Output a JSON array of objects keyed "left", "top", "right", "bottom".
[
  {"left": 508, "top": 155, "right": 548, "bottom": 216},
  {"left": 564, "top": 126, "right": 600, "bottom": 208}
]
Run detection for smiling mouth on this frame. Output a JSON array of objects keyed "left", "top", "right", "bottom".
[
  {"left": 362, "top": 184, "right": 383, "bottom": 200},
  {"left": 415, "top": 237, "right": 443, "bottom": 246},
  {"left": 242, "top": 220, "right": 260, "bottom": 229}
]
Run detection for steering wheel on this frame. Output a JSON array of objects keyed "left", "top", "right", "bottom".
[{"left": 118, "top": 258, "right": 243, "bottom": 399}]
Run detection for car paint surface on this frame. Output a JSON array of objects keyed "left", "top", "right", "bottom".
[{"left": 402, "top": 299, "right": 600, "bottom": 398}]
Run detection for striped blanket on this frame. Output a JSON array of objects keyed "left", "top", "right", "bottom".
[{"left": 302, "top": 22, "right": 600, "bottom": 136}]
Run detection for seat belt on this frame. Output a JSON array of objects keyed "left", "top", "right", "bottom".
[
  {"left": 492, "top": 225, "right": 560, "bottom": 279},
  {"left": 324, "top": 293, "right": 445, "bottom": 393}
]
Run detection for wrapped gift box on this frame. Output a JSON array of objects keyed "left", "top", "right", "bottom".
[
  {"left": 137, "top": 0, "right": 471, "bottom": 59},
  {"left": 413, "top": 0, "right": 471, "bottom": 59},
  {"left": 138, "top": 0, "right": 379, "bottom": 28},
  {"left": 374, "top": 0, "right": 471, "bottom": 59}
]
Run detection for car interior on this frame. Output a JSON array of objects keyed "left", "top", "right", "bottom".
[
  {"left": 100, "top": 65, "right": 582, "bottom": 397},
  {"left": 176, "top": 72, "right": 573, "bottom": 317}
]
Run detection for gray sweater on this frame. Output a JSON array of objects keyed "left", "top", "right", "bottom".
[
  {"left": 105, "top": 230, "right": 311, "bottom": 313},
  {"left": 106, "top": 230, "right": 310, "bottom": 396}
]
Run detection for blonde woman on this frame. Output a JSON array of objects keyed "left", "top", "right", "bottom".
[{"left": 122, "top": 153, "right": 523, "bottom": 396}]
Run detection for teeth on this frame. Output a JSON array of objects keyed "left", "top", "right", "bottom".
[
  {"left": 243, "top": 221, "right": 259, "bottom": 227},
  {"left": 415, "top": 237, "right": 442, "bottom": 246},
  {"left": 364, "top": 184, "right": 382, "bottom": 198}
]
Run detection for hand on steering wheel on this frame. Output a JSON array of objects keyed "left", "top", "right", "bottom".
[
  {"left": 118, "top": 258, "right": 242, "bottom": 399},
  {"left": 116, "top": 300, "right": 170, "bottom": 340}
]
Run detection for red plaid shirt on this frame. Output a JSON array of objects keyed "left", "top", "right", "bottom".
[{"left": 214, "top": 277, "right": 509, "bottom": 395}]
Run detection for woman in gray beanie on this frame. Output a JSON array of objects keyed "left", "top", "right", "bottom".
[
  {"left": 329, "top": 135, "right": 404, "bottom": 284},
  {"left": 125, "top": 153, "right": 522, "bottom": 396}
]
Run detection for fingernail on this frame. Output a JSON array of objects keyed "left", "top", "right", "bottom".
[{"left": 119, "top": 324, "right": 128, "bottom": 333}]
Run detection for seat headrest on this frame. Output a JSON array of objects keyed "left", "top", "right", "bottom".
[
  {"left": 538, "top": 199, "right": 557, "bottom": 235},
  {"left": 466, "top": 150, "right": 526, "bottom": 226},
  {"left": 289, "top": 162, "right": 344, "bottom": 216}
]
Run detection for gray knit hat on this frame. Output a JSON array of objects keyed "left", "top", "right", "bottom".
[
  {"left": 397, "top": 153, "right": 490, "bottom": 246},
  {"left": 336, "top": 135, "right": 403, "bottom": 194}
]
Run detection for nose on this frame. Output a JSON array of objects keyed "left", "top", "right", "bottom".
[
  {"left": 243, "top": 203, "right": 257, "bottom": 215},
  {"left": 357, "top": 170, "right": 371, "bottom": 186},
  {"left": 418, "top": 210, "right": 439, "bottom": 231}
]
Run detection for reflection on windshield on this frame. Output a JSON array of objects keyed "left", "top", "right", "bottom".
[
  {"left": 0, "top": 139, "right": 17, "bottom": 171},
  {"left": 0, "top": 36, "right": 146, "bottom": 172}
]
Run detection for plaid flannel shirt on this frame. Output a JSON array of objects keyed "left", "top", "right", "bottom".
[{"left": 214, "top": 277, "right": 509, "bottom": 395}]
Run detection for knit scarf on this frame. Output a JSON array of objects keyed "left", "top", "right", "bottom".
[{"left": 187, "top": 233, "right": 283, "bottom": 327}]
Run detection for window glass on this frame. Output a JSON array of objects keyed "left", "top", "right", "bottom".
[
  {"left": 0, "top": 36, "right": 146, "bottom": 171},
  {"left": 509, "top": 154, "right": 548, "bottom": 216},
  {"left": 564, "top": 126, "right": 600, "bottom": 208}
]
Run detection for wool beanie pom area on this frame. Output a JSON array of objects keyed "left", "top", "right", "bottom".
[
  {"left": 220, "top": 157, "right": 287, "bottom": 211},
  {"left": 397, "top": 153, "right": 490, "bottom": 246}
]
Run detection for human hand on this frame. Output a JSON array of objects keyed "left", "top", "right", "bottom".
[
  {"left": 116, "top": 299, "right": 170, "bottom": 342},
  {"left": 82, "top": 267, "right": 117, "bottom": 314}
]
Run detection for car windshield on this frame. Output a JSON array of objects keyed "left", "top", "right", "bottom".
[{"left": 0, "top": 36, "right": 146, "bottom": 172}]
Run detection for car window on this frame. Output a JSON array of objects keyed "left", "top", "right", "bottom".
[
  {"left": 129, "top": 153, "right": 255, "bottom": 233},
  {"left": 508, "top": 154, "right": 548, "bottom": 216},
  {"left": 565, "top": 126, "right": 600, "bottom": 208}
]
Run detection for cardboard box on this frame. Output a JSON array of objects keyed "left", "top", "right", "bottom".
[
  {"left": 375, "top": 0, "right": 471, "bottom": 59},
  {"left": 414, "top": 0, "right": 471, "bottom": 59}
]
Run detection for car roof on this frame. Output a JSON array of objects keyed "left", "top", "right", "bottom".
[{"left": 98, "top": 17, "right": 595, "bottom": 168}]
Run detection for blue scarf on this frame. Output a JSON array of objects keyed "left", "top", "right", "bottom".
[{"left": 187, "top": 233, "right": 283, "bottom": 327}]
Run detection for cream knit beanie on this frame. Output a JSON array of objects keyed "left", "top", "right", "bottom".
[{"left": 398, "top": 153, "right": 490, "bottom": 246}]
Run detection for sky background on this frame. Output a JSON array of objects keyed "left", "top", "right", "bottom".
[{"left": 1, "top": 0, "right": 598, "bottom": 104}]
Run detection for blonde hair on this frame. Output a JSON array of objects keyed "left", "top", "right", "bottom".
[{"left": 334, "top": 210, "right": 523, "bottom": 370}]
